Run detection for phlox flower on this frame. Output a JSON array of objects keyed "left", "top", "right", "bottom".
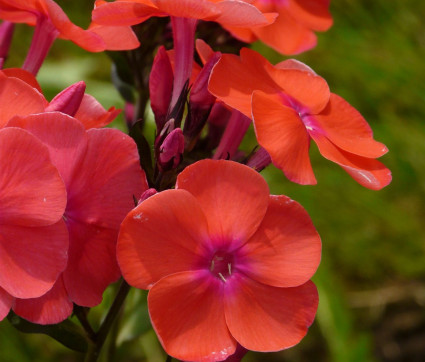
[
  {"left": 118, "top": 159, "right": 321, "bottom": 361},
  {"left": 0, "top": 127, "right": 68, "bottom": 321},
  {"left": 0, "top": 0, "right": 139, "bottom": 73},
  {"left": 0, "top": 68, "right": 120, "bottom": 129},
  {"left": 5, "top": 112, "right": 147, "bottom": 324},
  {"left": 224, "top": 0, "right": 333, "bottom": 55},
  {"left": 209, "top": 48, "right": 392, "bottom": 190},
  {"left": 92, "top": 0, "right": 274, "bottom": 109},
  {"left": 92, "top": 0, "right": 274, "bottom": 29}
]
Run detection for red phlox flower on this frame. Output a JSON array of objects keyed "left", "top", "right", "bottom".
[
  {"left": 5, "top": 112, "right": 148, "bottom": 324},
  {"left": 0, "top": 0, "right": 139, "bottom": 52},
  {"left": 117, "top": 159, "right": 321, "bottom": 361},
  {"left": 0, "top": 126, "right": 68, "bottom": 321},
  {"left": 224, "top": 0, "right": 333, "bottom": 55},
  {"left": 92, "top": 0, "right": 275, "bottom": 29},
  {"left": 0, "top": 68, "right": 120, "bottom": 129},
  {"left": 208, "top": 48, "right": 392, "bottom": 190}
]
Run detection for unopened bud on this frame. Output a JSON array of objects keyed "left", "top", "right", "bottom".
[
  {"left": 138, "top": 188, "right": 157, "bottom": 204},
  {"left": 46, "top": 81, "right": 86, "bottom": 116},
  {"left": 159, "top": 128, "right": 184, "bottom": 171},
  {"left": 149, "top": 46, "right": 173, "bottom": 131},
  {"left": 0, "top": 21, "right": 15, "bottom": 66}
]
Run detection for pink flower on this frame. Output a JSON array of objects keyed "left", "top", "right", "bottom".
[
  {"left": 6, "top": 113, "right": 147, "bottom": 324},
  {"left": 117, "top": 159, "right": 321, "bottom": 361},
  {"left": 0, "top": 127, "right": 68, "bottom": 321},
  {"left": 0, "top": 68, "right": 120, "bottom": 129},
  {"left": 209, "top": 48, "right": 392, "bottom": 189}
]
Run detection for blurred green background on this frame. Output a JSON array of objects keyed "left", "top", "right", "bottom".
[{"left": 1, "top": 0, "right": 424, "bottom": 361}]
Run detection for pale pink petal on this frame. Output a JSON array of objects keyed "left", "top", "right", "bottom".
[
  {"left": 238, "top": 195, "right": 321, "bottom": 287},
  {"left": 225, "top": 276, "right": 318, "bottom": 351},
  {"left": 148, "top": 270, "right": 237, "bottom": 362}
]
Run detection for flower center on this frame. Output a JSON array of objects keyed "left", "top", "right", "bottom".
[{"left": 209, "top": 252, "right": 233, "bottom": 282}]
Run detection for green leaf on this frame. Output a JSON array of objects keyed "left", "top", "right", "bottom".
[{"left": 7, "top": 312, "right": 89, "bottom": 353}]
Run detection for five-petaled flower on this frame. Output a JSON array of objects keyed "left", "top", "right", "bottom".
[
  {"left": 0, "top": 127, "right": 68, "bottom": 321},
  {"left": 224, "top": 0, "right": 333, "bottom": 55},
  {"left": 5, "top": 112, "right": 147, "bottom": 324},
  {"left": 117, "top": 159, "right": 321, "bottom": 362},
  {"left": 209, "top": 48, "right": 392, "bottom": 190}
]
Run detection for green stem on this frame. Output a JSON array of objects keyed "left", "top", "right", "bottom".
[
  {"left": 84, "top": 279, "right": 131, "bottom": 362},
  {"left": 74, "top": 306, "right": 96, "bottom": 342}
]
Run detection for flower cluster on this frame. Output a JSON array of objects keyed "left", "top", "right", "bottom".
[{"left": 0, "top": 0, "right": 391, "bottom": 361}]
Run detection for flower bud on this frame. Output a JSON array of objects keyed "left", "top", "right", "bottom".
[
  {"left": 158, "top": 128, "right": 184, "bottom": 171},
  {"left": 46, "top": 81, "right": 86, "bottom": 116},
  {"left": 149, "top": 46, "right": 173, "bottom": 132}
]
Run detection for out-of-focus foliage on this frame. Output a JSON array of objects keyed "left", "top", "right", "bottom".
[{"left": 1, "top": 0, "right": 424, "bottom": 361}]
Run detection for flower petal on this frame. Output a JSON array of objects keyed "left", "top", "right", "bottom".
[
  {"left": 0, "top": 68, "right": 43, "bottom": 92},
  {"left": 7, "top": 112, "right": 88, "bottom": 189},
  {"left": 176, "top": 160, "right": 270, "bottom": 247},
  {"left": 0, "top": 76, "right": 45, "bottom": 127},
  {"left": 66, "top": 128, "right": 146, "bottom": 228},
  {"left": 269, "top": 67, "right": 330, "bottom": 114},
  {"left": 311, "top": 132, "right": 392, "bottom": 190},
  {"left": 88, "top": 23, "right": 140, "bottom": 51},
  {"left": 252, "top": 91, "right": 316, "bottom": 185},
  {"left": 0, "top": 220, "right": 68, "bottom": 299},
  {"left": 288, "top": 0, "right": 333, "bottom": 31},
  {"left": 209, "top": 49, "right": 279, "bottom": 117},
  {"left": 92, "top": 0, "right": 166, "bottom": 26},
  {"left": 0, "top": 127, "right": 67, "bottom": 226},
  {"left": 225, "top": 276, "right": 318, "bottom": 351},
  {"left": 73, "top": 94, "right": 120, "bottom": 129},
  {"left": 238, "top": 195, "right": 321, "bottom": 287},
  {"left": 0, "top": 287, "right": 13, "bottom": 321},
  {"left": 214, "top": 1, "right": 274, "bottom": 27},
  {"left": 252, "top": 6, "right": 318, "bottom": 55},
  {"left": 62, "top": 219, "right": 120, "bottom": 307},
  {"left": 43, "top": 0, "right": 105, "bottom": 52},
  {"left": 148, "top": 271, "right": 237, "bottom": 362},
  {"left": 118, "top": 189, "right": 210, "bottom": 289},
  {"left": 13, "top": 276, "right": 73, "bottom": 325},
  {"left": 153, "top": 0, "right": 220, "bottom": 19},
  {"left": 310, "top": 93, "right": 388, "bottom": 158}
]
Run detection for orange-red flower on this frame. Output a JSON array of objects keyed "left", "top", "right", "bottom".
[
  {"left": 118, "top": 159, "right": 320, "bottom": 361},
  {"left": 5, "top": 113, "right": 147, "bottom": 324},
  {"left": 0, "top": 0, "right": 139, "bottom": 51},
  {"left": 209, "top": 48, "right": 392, "bottom": 190},
  {"left": 224, "top": 0, "right": 333, "bottom": 55},
  {"left": 92, "top": 0, "right": 274, "bottom": 29},
  {"left": 0, "top": 127, "right": 68, "bottom": 321},
  {"left": 0, "top": 68, "right": 120, "bottom": 129}
]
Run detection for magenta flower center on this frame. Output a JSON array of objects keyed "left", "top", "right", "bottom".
[{"left": 209, "top": 251, "right": 234, "bottom": 282}]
